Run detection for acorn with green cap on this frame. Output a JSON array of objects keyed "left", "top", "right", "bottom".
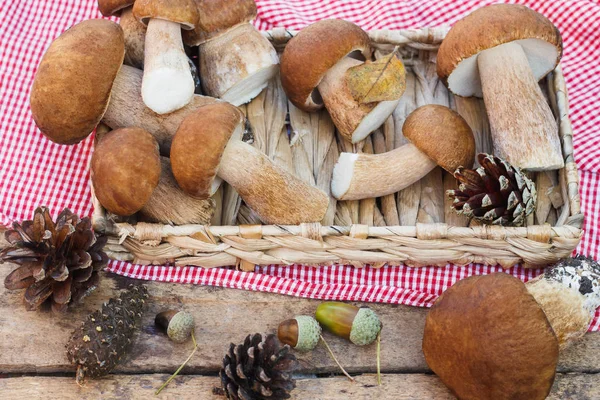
[{"left": 316, "top": 302, "right": 383, "bottom": 384}]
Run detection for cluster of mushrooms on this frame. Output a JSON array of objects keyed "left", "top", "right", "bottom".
[
  {"left": 26, "top": 1, "right": 598, "bottom": 398},
  {"left": 30, "top": 1, "right": 564, "bottom": 226}
]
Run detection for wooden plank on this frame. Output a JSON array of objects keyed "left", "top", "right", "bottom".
[
  {"left": 1, "top": 373, "right": 599, "bottom": 400},
  {"left": 1, "top": 263, "right": 599, "bottom": 375}
]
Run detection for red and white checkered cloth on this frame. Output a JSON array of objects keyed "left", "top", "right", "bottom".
[{"left": 1, "top": 0, "right": 599, "bottom": 330}]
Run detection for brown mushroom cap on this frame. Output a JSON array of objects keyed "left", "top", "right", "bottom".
[
  {"left": 170, "top": 103, "right": 244, "bottom": 198},
  {"left": 133, "top": 0, "right": 199, "bottom": 30},
  {"left": 423, "top": 273, "right": 559, "bottom": 400},
  {"left": 30, "top": 20, "right": 124, "bottom": 145},
  {"left": 280, "top": 19, "right": 371, "bottom": 112},
  {"left": 98, "top": 0, "right": 134, "bottom": 16},
  {"left": 402, "top": 105, "right": 475, "bottom": 172},
  {"left": 91, "top": 127, "right": 161, "bottom": 216},
  {"left": 437, "top": 4, "right": 562, "bottom": 97},
  {"left": 183, "top": 0, "right": 257, "bottom": 46}
]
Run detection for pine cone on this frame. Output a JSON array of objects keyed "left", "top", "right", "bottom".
[
  {"left": 217, "top": 333, "right": 298, "bottom": 400},
  {"left": 1, "top": 207, "right": 108, "bottom": 312},
  {"left": 447, "top": 153, "right": 537, "bottom": 226},
  {"left": 66, "top": 284, "right": 148, "bottom": 385}
]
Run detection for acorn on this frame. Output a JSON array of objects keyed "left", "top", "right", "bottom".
[
  {"left": 155, "top": 310, "right": 195, "bottom": 344},
  {"left": 278, "top": 315, "right": 322, "bottom": 352},
  {"left": 315, "top": 302, "right": 382, "bottom": 346}
]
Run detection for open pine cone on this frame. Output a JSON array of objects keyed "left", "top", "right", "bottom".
[
  {"left": 217, "top": 333, "right": 298, "bottom": 400},
  {"left": 1, "top": 207, "right": 108, "bottom": 312},
  {"left": 447, "top": 153, "right": 537, "bottom": 226}
]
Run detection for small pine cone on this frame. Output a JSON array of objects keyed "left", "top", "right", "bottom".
[
  {"left": 447, "top": 153, "right": 537, "bottom": 226},
  {"left": 66, "top": 285, "right": 148, "bottom": 384},
  {"left": 218, "top": 333, "right": 298, "bottom": 400},
  {"left": 1, "top": 207, "right": 108, "bottom": 312}
]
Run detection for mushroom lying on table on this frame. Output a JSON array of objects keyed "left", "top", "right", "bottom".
[
  {"left": 30, "top": 19, "right": 216, "bottom": 151},
  {"left": 170, "top": 103, "right": 329, "bottom": 224},
  {"left": 331, "top": 105, "right": 475, "bottom": 200},
  {"left": 133, "top": 0, "right": 198, "bottom": 114},
  {"left": 183, "top": 0, "right": 279, "bottom": 106},
  {"left": 423, "top": 256, "right": 600, "bottom": 400},
  {"left": 97, "top": 0, "right": 145, "bottom": 69},
  {"left": 437, "top": 4, "right": 564, "bottom": 170},
  {"left": 91, "top": 127, "right": 214, "bottom": 225},
  {"left": 280, "top": 19, "right": 406, "bottom": 144}
]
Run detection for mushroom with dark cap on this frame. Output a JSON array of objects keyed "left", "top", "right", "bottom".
[
  {"left": 29, "top": 19, "right": 216, "bottom": 150},
  {"left": 183, "top": 0, "right": 279, "bottom": 106},
  {"left": 423, "top": 256, "right": 600, "bottom": 400},
  {"left": 133, "top": 0, "right": 198, "bottom": 114},
  {"left": 280, "top": 19, "right": 406, "bottom": 144},
  {"left": 91, "top": 127, "right": 214, "bottom": 224},
  {"left": 97, "top": 1, "right": 146, "bottom": 69},
  {"left": 170, "top": 103, "right": 329, "bottom": 224},
  {"left": 331, "top": 105, "right": 475, "bottom": 200},
  {"left": 437, "top": 4, "right": 564, "bottom": 170}
]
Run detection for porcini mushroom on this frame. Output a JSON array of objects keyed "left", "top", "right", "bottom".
[
  {"left": 281, "top": 19, "right": 405, "bottom": 143},
  {"left": 437, "top": 4, "right": 564, "bottom": 170},
  {"left": 183, "top": 0, "right": 279, "bottom": 105},
  {"left": 133, "top": 0, "right": 198, "bottom": 114},
  {"left": 97, "top": 1, "right": 145, "bottom": 69},
  {"left": 91, "top": 127, "right": 214, "bottom": 224},
  {"left": 331, "top": 105, "right": 475, "bottom": 200},
  {"left": 30, "top": 19, "right": 216, "bottom": 150},
  {"left": 423, "top": 256, "right": 600, "bottom": 400},
  {"left": 170, "top": 103, "right": 329, "bottom": 224}
]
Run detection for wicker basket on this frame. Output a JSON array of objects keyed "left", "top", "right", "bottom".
[{"left": 92, "top": 26, "right": 583, "bottom": 270}]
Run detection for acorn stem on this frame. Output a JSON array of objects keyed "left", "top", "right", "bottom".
[
  {"left": 376, "top": 331, "right": 381, "bottom": 386},
  {"left": 155, "top": 330, "right": 198, "bottom": 395},
  {"left": 320, "top": 334, "right": 355, "bottom": 382}
]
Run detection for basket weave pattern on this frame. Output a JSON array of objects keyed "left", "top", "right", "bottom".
[{"left": 92, "top": 27, "right": 583, "bottom": 270}]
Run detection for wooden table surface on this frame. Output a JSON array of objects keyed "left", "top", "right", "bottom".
[{"left": 1, "top": 233, "right": 599, "bottom": 399}]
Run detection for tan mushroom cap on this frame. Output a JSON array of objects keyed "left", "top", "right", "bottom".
[
  {"left": 170, "top": 103, "right": 244, "bottom": 199},
  {"left": 403, "top": 105, "right": 475, "bottom": 173},
  {"left": 91, "top": 127, "right": 161, "bottom": 216},
  {"left": 280, "top": 19, "right": 371, "bottom": 112},
  {"left": 97, "top": 0, "right": 134, "bottom": 16},
  {"left": 133, "top": 0, "right": 199, "bottom": 30},
  {"left": 30, "top": 19, "right": 124, "bottom": 145},
  {"left": 183, "top": 0, "right": 257, "bottom": 46},
  {"left": 437, "top": 4, "right": 562, "bottom": 97},
  {"left": 423, "top": 273, "right": 559, "bottom": 400}
]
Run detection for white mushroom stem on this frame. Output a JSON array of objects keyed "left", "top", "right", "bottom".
[
  {"left": 119, "top": 7, "right": 146, "bottom": 69},
  {"left": 102, "top": 65, "right": 217, "bottom": 154},
  {"left": 331, "top": 143, "right": 436, "bottom": 201},
  {"left": 477, "top": 42, "right": 563, "bottom": 170},
  {"left": 318, "top": 57, "right": 400, "bottom": 144},
  {"left": 141, "top": 18, "right": 195, "bottom": 114},
  {"left": 200, "top": 23, "right": 279, "bottom": 106},
  {"left": 526, "top": 256, "right": 600, "bottom": 350},
  {"left": 217, "top": 140, "right": 329, "bottom": 224}
]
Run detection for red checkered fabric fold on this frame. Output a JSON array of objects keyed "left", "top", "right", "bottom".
[{"left": 1, "top": 0, "right": 599, "bottom": 330}]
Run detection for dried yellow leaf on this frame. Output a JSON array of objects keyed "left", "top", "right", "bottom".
[{"left": 346, "top": 52, "right": 406, "bottom": 104}]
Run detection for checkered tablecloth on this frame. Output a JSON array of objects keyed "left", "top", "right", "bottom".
[{"left": 1, "top": 0, "right": 599, "bottom": 330}]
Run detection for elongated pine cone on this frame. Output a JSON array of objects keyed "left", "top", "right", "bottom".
[
  {"left": 1, "top": 207, "right": 108, "bottom": 312},
  {"left": 217, "top": 333, "right": 298, "bottom": 400},
  {"left": 447, "top": 153, "right": 537, "bottom": 226},
  {"left": 66, "top": 285, "right": 148, "bottom": 385}
]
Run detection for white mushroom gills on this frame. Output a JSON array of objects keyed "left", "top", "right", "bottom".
[
  {"left": 331, "top": 143, "right": 436, "bottom": 201},
  {"left": 526, "top": 256, "right": 600, "bottom": 349},
  {"left": 474, "top": 41, "right": 563, "bottom": 170},
  {"left": 141, "top": 18, "right": 195, "bottom": 114}
]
